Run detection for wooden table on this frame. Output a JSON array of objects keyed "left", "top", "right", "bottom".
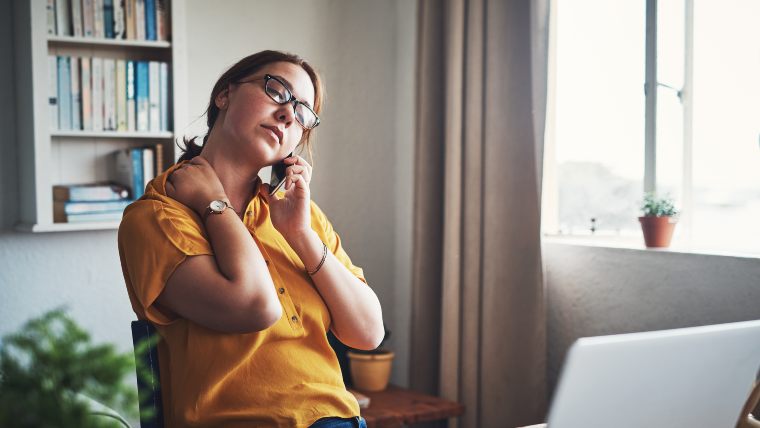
[{"left": 357, "top": 384, "right": 465, "bottom": 427}]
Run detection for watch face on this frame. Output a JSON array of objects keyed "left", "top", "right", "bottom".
[{"left": 210, "top": 200, "right": 226, "bottom": 212}]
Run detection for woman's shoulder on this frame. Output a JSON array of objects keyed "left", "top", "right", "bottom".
[{"left": 119, "top": 196, "right": 209, "bottom": 255}]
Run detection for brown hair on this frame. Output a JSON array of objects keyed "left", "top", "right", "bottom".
[{"left": 177, "top": 50, "right": 324, "bottom": 163}]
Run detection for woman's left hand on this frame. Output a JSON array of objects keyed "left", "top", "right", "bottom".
[{"left": 261, "top": 155, "right": 313, "bottom": 241}]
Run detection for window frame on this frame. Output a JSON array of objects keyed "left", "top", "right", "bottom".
[{"left": 543, "top": 0, "right": 699, "bottom": 243}]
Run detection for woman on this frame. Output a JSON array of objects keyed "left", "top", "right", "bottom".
[{"left": 118, "top": 50, "right": 384, "bottom": 428}]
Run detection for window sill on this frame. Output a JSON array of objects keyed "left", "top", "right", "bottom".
[{"left": 542, "top": 234, "right": 760, "bottom": 261}]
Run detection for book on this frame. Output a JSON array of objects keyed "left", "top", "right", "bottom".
[
  {"left": 145, "top": 0, "right": 156, "bottom": 40},
  {"left": 159, "top": 61, "right": 169, "bottom": 131},
  {"left": 103, "top": 0, "right": 114, "bottom": 38},
  {"left": 93, "top": 0, "right": 104, "bottom": 38},
  {"left": 135, "top": 61, "right": 149, "bottom": 131},
  {"left": 46, "top": 0, "right": 56, "bottom": 35},
  {"left": 113, "top": 0, "right": 125, "bottom": 39},
  {"left": 154, "top": 142, "right": 164, "bottom": 174},
  {"left": 112, "top": 148, "right": 143, "bottom": 199},
  {"left": 48, "top": 56, "right": 58, "bottom": 130},
  {"left": 91, "top": 57, "right": 103, "bottom": 131},
  {"left": 83, "top": 0, "right": 94, "bottom": 37},
  {"left": 55, "top": 199, "right": 132, "bottom": 215},
  {"left": 57, "top": 56, "right": 72, "bottom": 130},
  {"left": 142, "top": 146, "right": 155, "bottom": 190},
  {"left": 81, "top": 57, "right": 92, "bottom": 130},
  {"left": 53, "top": 183, "right": 129, "bottom": 201},
  {"left": 70, "top": 57, "right": 81, "bottom": 130},
  {"left": 125, "top": 0, "right": 136, "bottom": 40},
  {"left": 55, "top": 210, "right": 125, "bottom": 223},
  {"left": 148, "top": 61, "right": 159, "bottom": 132},
  {"left": 135, "top": 0, "right": 145, "bottom": 40},
  {"left": 126, "top": 60, "right": 136, "bottom": 131},
  {"left": 72, "top": 0, "right": 83, "bottom": 37},
  {"left": 116, "top": 59, "right": 127, "bottom": 131},
  {"left": 103, "top": 58, "right": 116, "bottom": 130},
  {"left": 56, "top": 0, "right": 71, "bottom": 36},
  {"left": 156, "top": 0, "right": 169, "bottom": 41}
]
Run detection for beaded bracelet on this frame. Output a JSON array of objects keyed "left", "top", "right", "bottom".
[{"left": 307, "top": 242, "right": 328, "bottom": 275}]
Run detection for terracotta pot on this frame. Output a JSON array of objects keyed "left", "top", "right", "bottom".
[
  {"left": 347, "top": 350, "right": 394, "bottom": 392},
  {"left": 638, "top": 216, "right": 677, "bottom": 248}
]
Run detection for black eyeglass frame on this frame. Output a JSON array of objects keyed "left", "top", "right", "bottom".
[{"left": 236, "top": 74, "right": 321, "bottom": 130}]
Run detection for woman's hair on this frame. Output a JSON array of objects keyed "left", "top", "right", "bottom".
[{"left": 177, "top": 50, "right": 324, "bottom": 163}]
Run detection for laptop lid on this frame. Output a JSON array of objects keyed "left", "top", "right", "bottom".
[{"left": 548, "top": 320, "right": 760, "bottom": 428}]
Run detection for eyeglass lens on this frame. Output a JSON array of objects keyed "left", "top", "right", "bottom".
[{"left": 265, "top": 77, "right": 318, "bottom": 129}]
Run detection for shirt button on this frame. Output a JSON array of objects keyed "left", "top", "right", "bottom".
[
  {"left": 246, "top": 210, "right": 254, "bottom": 216},
  {"left": 291, "top": 315, "right": 298, "bottom": 323},
  {"left": 279, "top": 287, "right": 285, "bottom": 294}
]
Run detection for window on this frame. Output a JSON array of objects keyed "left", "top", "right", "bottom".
[{"left": 545, "top": 0, "right": 760, "bottom": 255}]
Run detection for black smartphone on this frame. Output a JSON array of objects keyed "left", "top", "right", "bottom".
[{"left": 269, "top": 152, "right": 293, "bottom": 195}]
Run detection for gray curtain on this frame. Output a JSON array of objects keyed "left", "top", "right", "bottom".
[{"left": 411, "top": 0, "right": 550, "bottom": 427}]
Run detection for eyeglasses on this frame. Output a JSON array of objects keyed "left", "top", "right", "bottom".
[{"left": 237, "top": 74, "right": 320, "bottom": 130}]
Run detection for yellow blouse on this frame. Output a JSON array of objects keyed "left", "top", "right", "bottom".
[{"left": 118, "top": 161, "right": 366, "bottom": 427}]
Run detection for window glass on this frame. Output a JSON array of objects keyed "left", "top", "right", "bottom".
[{"left": 555, "top": 0, "right": 645, "bottom": 235}]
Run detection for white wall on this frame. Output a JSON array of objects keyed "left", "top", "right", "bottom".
[{"left": 545, "top": 241, "right": 760, "bottom": 397}]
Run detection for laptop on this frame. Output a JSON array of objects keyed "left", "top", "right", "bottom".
[{"left": 547, "top": 320, "right": 760, "bottom": 428}]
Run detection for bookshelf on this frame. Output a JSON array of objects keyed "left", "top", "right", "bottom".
[{"left": 13, "top": 0, "right": 187, "bottom": 233}]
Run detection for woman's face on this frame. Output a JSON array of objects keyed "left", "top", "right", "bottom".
[{"left": 217, "top": 61, "right": 316, "bottom": 165}]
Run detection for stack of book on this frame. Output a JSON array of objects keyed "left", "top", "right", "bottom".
[
  {"left": 53, "top": 182, "right": 131, "bottom": 223},
  {"left": 52, "top": 143, "right": 164, "bottom": 224},
  {"left": 47, "top": 0, "right": 169, "bottom": 41},
  {"left": 49, "top": 56, "right": 169, "bottom": 132}
]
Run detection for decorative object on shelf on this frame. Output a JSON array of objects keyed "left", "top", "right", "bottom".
[
  {"left": 638, "top": 192, "right": 679, "bottom": 248},
  {"left": 346, "top": 329, "right": 394, "bottom": 392},
  {"left": 0, "top": 308, "right": 137, "bottom": 427}
]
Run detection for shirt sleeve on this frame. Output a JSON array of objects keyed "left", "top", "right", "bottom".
[
  {"left": 118, "top": 199, "right": 213, "bottom": 325},
  {"left": 309, "top": 201, "right": 368, "bottom": 285}
]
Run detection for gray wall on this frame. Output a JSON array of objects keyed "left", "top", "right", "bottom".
[
  {"left": 545, "top": 241, "right": 760, "bottom": 397},
  {"left": 0, "top": 0, "right": 417, "bottom": 388}
]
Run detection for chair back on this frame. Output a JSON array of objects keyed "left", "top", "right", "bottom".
[{"left": 131, "top": 320, "right": 164, "bottom": 428}]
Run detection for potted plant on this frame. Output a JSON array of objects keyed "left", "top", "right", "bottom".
[
  {"left": 638, "top": 192, "right": 679, "bottom": 248},
  {"left": 346, "top": 329, "right": 394, "bottom": 392},
  {"left": 0, "top": 308, "right": 137, "bottom": 427}
]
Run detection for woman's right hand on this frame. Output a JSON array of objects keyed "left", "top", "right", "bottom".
[{"left": 165, "top": 156, "right": 228, "bottom": 216}]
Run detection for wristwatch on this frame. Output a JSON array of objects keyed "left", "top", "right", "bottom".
[{"left": 203, "top": 199, "right": 235, "bottom": 222}]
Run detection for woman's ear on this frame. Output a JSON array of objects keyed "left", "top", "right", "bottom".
[{"left": 215, "top": 88, "right": 229, "bottom": 109}]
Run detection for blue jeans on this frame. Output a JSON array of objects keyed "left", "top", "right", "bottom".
[{"left": 309, "top": 416, "right": 367, "bottom": 428}]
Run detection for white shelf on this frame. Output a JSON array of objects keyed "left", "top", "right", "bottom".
[
  {"left": 48, "top": 35, "right": 171, "bottom": 49},
  {"left": 16, "top": 221, "right": 121, "bottom": 233},
  {"left": 51, "top": 130, "right": 174, "bottom": 139},
  {"left": 13, "top": 0, "right": 188, "bottom": 233}
]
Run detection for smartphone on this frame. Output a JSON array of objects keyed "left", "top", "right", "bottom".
[{"left": 269, "top": 152, "right": 293, "bottom": 195}]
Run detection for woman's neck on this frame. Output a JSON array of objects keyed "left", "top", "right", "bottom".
[{"left": 199, "top": 132, "right": 262, "bottom": 215}]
